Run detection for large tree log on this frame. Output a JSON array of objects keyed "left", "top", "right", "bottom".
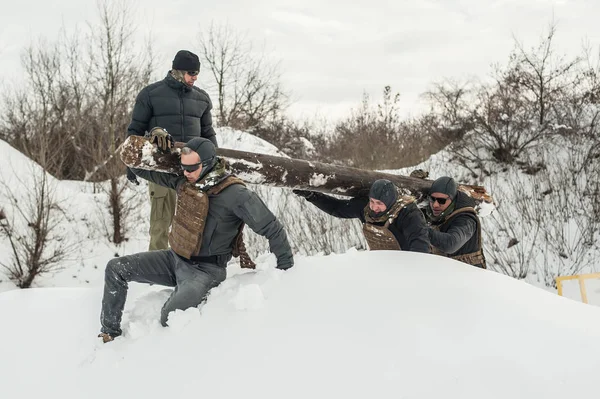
[{"left": 120, "top": 135, "right": 493, "bottom": 207}]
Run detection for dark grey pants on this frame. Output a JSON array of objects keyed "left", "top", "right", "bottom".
[{"left": 100, "top": 249, "right": 227, "bottom": 337}]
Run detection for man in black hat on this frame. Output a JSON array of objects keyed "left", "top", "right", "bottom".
[
  {"left": 293, "top": 179, "right": 430, "bottom": 253},
  {"left": 126, "top": 50, "right": 218, "bottom": 251},
  {"left": 424, "top": 176, "right": 486, "bottom": 268},
  {"left": 99, "top": 136, "right": 294, "bottom": 343}
]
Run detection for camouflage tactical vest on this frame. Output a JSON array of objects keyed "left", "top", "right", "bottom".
[
  {"left": 362, "top": 195, "right": 415, "bottom": 251},
  {"left": 430, "top": 207, "right": 487, "bottom": 269},
  {"left": 169, "top": 175, "right": 250, "bottom": 262}
]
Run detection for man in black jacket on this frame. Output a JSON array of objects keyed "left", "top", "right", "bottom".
[
  {"left": 126, "top": 50, "right": 218, "bottom": 251},
  {"left": 425, "top": 176, "right": 486, "bottom": 268},
  {"left": 99, "top": 136, "right": 293, "bottom": 343},
  {"left": 293, "top": 179, "right": 430, "bottom": 253}
]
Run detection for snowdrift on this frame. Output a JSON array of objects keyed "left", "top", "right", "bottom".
[{"left": 1, "top": 251, "right": 599, "bottom": 399}]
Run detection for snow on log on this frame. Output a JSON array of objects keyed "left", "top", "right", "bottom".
[{"left": 120, "top": 135, "right": 493, "bottom": 209}]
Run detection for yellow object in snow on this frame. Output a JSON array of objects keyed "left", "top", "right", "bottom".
[{"left": 556, "top": 272, "right": 600, "bottom": 304}]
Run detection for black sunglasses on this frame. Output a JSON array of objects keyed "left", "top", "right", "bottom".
[
  {"left": 429, "top": 195, "right": 449, "bottom": 205},
  {"left": 181, "top": 162, "right": 202, "bottom": 172},
  {"left": 187, "top": 70, "right": 199, "bottom": 76}
]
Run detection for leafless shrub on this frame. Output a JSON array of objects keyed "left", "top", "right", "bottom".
[
  {"left": 425, "top": 23, "right": 586, "bottom": 167},
  {"left": 89, "top": 177, "right": 146, "bottom": 245},
  {"left": 240, "top": 186, "right": 365, "bottom": 258},
  {"left": 482, "top": 170, "right": 545, "bottom": 280},
  {"left": 0, "top": 0, "right": 154, "bottom": 244},
  {"left": 483, "top": 137, "right": 600, "bottom": 286},
  {"left": 0, "top": 169, "right": 78, "bottom": 288},
  {"left": 321, "top": 86, "right": 436, "bottom": 169},
  {"left": 198, "top": 21, "right": 289, "bottom": 130},
  {"left": 250, "top": 116, "right": 329, "bottom": 159}
]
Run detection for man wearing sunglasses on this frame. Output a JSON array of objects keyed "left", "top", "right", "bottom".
[
  {"left": 99, "top": 136, "right": 294, "bottom": 343},
  {"left": 425, "top": 176, "right": 486, "bottom": 268},
  {"left": 293, "top": 179, "right": 430, "bottom": 253},
  {"left": 125, "top": 50, "right": 218, "bottom": 252}
]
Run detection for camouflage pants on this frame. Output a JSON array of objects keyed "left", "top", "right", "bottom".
[
  {"left": 148, "top": 182, "right": 176, "bottom": 251},
  {"left": 100, "top": 249, "right": 227, "bottom": 337}
]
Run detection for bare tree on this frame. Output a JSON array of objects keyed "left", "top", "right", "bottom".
[
  {"left": 1, "top": 38, "right": 76, "bottom": 178},
  {"left": 0, "top": 0, "right": 154, "bottom": 245},
  {"left": 483, "top": 138, "right": 600, "bottom": 286},
  {"left": 321, "top": 86, "right": 436, "bottom": 169},
  {"left": 425, "top": 24, "right": 584, "bottom": 167},
  {"left": 82, "top": 0, "right": 154, "bottom": 244},
  {"left": 423, "top": 79, "right": 473, "bottom": 127},
  {"left": 511, "top": 22, "right": 581, "bottom": 127},
  {"left": 0, "top": 166, "right": 78, "bottom": 289},
  {"left": 198, "top": 21, "right": 289, "bottom": 130},
  {"left": 241, "top": 185, "right": 365, "bottom": 259}
]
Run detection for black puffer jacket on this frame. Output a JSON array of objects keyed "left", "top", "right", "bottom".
[
  {"left": 127, "top": 72, "right": 217, "bottom": 146},
  {"left": 305, "top": 193, "right": 430, "bottom": 253},
  {"left": 427, "top": 191, "right": 483, "bottom": 266}
]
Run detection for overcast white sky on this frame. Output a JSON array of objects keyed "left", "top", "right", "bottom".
[{"left": 1, "top": 0, "right": 598, "bottom": 122}]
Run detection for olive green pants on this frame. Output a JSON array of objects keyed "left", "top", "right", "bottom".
[{"left": 148, "top": 182, "right": 176, "bottom": 251}]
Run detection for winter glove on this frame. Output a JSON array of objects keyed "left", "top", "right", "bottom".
[
  {"left": 149, "top": 127, "right": 173, "bottom": 152},
  {"left": 126, "top": 167, "right": 139, "bottom": 185},
  {"left": 292, "top": 189, "right": 316, "bottom": 200},
  {"left": 410, "top": 169, "right": 429, "bottom": 179}
]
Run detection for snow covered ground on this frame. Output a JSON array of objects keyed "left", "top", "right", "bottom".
[
  {"left": 1, "top": 251, "right": 600, "bottom": 399},
  {"left": 1, "top": 128, "right": 600, "bottom": 397}
]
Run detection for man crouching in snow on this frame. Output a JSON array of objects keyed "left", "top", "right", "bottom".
[{"left": 99, "top": 134, "right": 294, "bottom": 343}]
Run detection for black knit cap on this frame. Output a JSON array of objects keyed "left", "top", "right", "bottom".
[
  {"left": 172, "top": 50, "right": 200, "bottom": 71},
  {"left": 369, "top": 179, "right": 398, "bottom": 210},
  {"left": 185, "top": 137, "right": 216, "bottom": 170},
  {"left": 430, "top": 176, "right": 458, "bottom": 199}
]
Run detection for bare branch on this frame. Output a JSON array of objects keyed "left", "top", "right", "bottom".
[{"left": 197, "top": 21, "right": 289, "bottom": 129}]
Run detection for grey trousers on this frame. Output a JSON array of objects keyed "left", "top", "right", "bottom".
[{"left": 100, "top": 249, "right": 227, "bottom": 337}]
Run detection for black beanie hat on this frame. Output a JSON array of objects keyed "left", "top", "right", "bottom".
[
  {"left": 430, "top": 176, "right": 458, "bottom": 199},
  {"left": 172, "top": 50, "right": 200, "bottom": 71},
  {"left": 185, "top": 137, "right": 216, "bottom": 170},
  {"left": 369, "top": 179, "right": 398, "bottom": 210}
]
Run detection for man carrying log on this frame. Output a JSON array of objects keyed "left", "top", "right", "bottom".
[
  {"left": 293, "top": 179, "right": 430, "bottom": 253},
  {"left": 99, "top": 133, "right": 294, "bottom": 343},
  {"left": 422, "top": 176, "right": 487, "bottom": 269}
]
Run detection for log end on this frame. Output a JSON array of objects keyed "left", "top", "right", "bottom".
[{"left": 120, "top": 135, "right": 182, "bottom": 174}]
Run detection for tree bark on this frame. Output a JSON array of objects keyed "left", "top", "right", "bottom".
[{"left": 120, "top": 135, "right": 493, "bottom": 205}]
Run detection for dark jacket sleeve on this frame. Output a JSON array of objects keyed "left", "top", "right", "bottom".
[
  {"left": 200, "top": 96, "right": 218, "bottom": 147},
  {"left": 396, "top": 206, "right": 431, "bottom": 253},
  {"left": 127, "top": 88, "right": 152, "bottom": 137},
  {"left": 232, "top": 189, "right": 293, "bottom": 269},
  {"left": 305, "top": 193, "right": 367, "bottom": 220},
  {"left": 131, "top": 168, "right": 183, "bottom": 191},
  {"left": 429, "top": 214, "right": 477, "bottom": 254}
]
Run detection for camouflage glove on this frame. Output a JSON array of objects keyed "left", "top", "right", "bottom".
[
  {"left": 410, "top": 169, "right": 429, "bottom": 179},
  {"left": 149, "top": 127, "right": 173, "bottom": 152},
  {"left": 292, "top": 189, "right": 316, "bottom": 200},
  {"left": 126, "top": 167, "right": 139, "bottom": 185}
]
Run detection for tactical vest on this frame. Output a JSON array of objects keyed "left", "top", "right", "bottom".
[
  {"left": 169, "top": 175, "right": 256, "bottom": 268},
  {"left": 362, "top": 195, "right": 415, "bottom": 251},
  {"left": 430, "top": 207, "right": 487, "bottom": 269}
]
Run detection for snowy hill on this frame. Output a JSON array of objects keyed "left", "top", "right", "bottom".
[
  {"left": 2, "top": 127, "right": 600, "bottom": 398},
  {"left": 2, "top": 128, "right": 599, "bottom": 296},
  {"left": 0, "top": 128, "right": 364, "bottom": 292},
  {"left": 1, "top": 251, "right": 600, "bottom": 399}
]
